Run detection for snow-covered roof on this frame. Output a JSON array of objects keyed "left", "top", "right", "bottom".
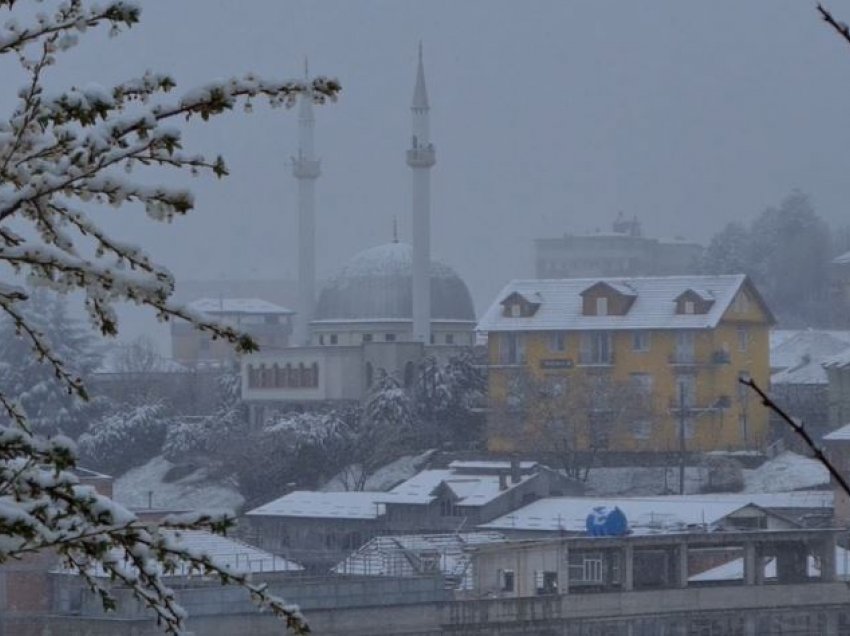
[
  {"left": 770, "top": 360, "right": 829, "bottom": 385},
  {"left": 833, "top": 250, "right": 850, "bottom": 265},
  {"left": 690, "top": 546, "right": 850, "bottom": 583},
  {"left": 385, "top": 468, "right": 535, "bottom": 507},
  {"left": 824, "top": 423, "right": 850, "bottom": 441},
  {"left": 246, "top": 490, "right": 392, "bottom": 519},
  {"left": 477, "top": 275, "right": 764, "bottom": 332},
  {"left": 822, "top": 347, "right": 850, "bottom": 370},
  {"left": 55, "top": 530, "right": 302, "bottom": 578},
  {"left": 332, "top": 531, "right": 506, "bottom": 589},
  {"left": 479, "top": 492, "right": 833, "bottom": 534},
  {"left": 742, "top": 452, "right": 830, "bottom": 492},
  {"left": 188, "top": 297, "right": 293, "bottom": 315},
  {"left": 770, "top": 329, "right": 850, "bottom": 372}
]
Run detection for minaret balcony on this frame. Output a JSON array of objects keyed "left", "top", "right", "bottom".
[
  {"left": 292, "top": 158, "right": 321, "bottom": 179},
  {"left": 406, "top": 147, "right": 436, "bottom": 168}
]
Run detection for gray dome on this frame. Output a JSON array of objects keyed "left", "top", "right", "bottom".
[{"left": 314, "top": 242, "right": 475, "bottom": 322}]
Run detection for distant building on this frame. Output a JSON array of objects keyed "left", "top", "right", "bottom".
[
  {"left": 477, "top": 274, "right": 775, "bottom": 453},
  {"left": 170, "top": 298, "right": 294, "bottom": 365},
  {"left": 240, "top": 50, "right": 477, "bottom": 413},
  {"left": 535, "top": 212, "right": 703, "bottom": 279},
  {"left": 829, "top": 250, "right": 850, "bottom": 328}
]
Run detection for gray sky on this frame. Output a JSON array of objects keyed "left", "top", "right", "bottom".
[{"left": 37, "top": 1, "right": 850, "bottom": 345}]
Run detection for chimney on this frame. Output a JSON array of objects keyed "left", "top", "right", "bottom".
[
  {"left": 510, "top": 458, "right": 521, "bottom": 484},
  {"left": 498, "top": 472, "right": 508, "bottom": 491}
]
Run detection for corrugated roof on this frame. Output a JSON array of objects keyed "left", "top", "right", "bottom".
[
  {"left": 477, "top": 275, "right": 755, "bottom": 332},
  {"left": 386, "top": 469, "right": 534, "bottom": 508}
]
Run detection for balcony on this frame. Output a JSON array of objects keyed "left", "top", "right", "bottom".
[{"left": 668, "top": 350, "right": 731, "bottom": 367}]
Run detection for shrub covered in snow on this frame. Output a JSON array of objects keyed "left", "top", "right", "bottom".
[{"left": 78, "top": 403, "right": 167, "bottom": 475}]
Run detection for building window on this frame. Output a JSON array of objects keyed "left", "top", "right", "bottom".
[
  {"left": 445, "top": 333, "right": 454, "bottom": 345},
  {"left": 632, "top": 331, "right": 650, "bottom": 352},
  {"left": 319, "top": 334, "right": 325, "bottom": 345},
  {"left": 499, "top": 333, "right": 526, "bottom": 364},
  {"left": 676, "top": 375, "right": 696, "bottom": 409},
  {"left": 630, "top": 372, "right": 653, "bottom": 396},
  {"left": 684, "top": 300, "right": 695, "bottom": 314},
  {"left": 362, "top": 333, "right": 373, "bottom": 343},
  {"left": 440, "top": 498, "right": 457, "bottom": 517},
  {"left": 510, "top": 304, "right": 521, "bottom": 317},
  {"left": 579, "top": 331, "right": 612, "bottom": 365},
  {"left": 330, "top": 334, "right": 338, "bottom": 345},
  {"left": 549, "top": 332, "right": 566, "bottom": 352},
  {"left": 404, "top": 361, "right": 415, "bottom": 388},
  {"left": 500, "top": 569, "right": 515, "bottom": 593},
  {"left": 596, "top": 296, "right": 608, "bottom": 316},
  {"left": 365, "top": 362, "right": 374, "bottom": 388},
  {"left": 430, "top": 333, "right": 435, "bottom": 344},
  {"left": 535, "top": 571, "right": 559, "bottom": 595},
  {"left": 385, "top": 333, "right": 396, "bottom": 342},
  {"left": 632, "top": 420, "right": 652, "bottom": 439},
  {"left": 674, "top": 331, "right": 695, "bottom": 364},
  {"left": 737, "top": 326, "right": 749, "bottom": 352}
]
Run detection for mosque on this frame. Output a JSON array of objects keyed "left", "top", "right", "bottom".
[{"left": 241, "top": 48, "right": 476, "bottom": 412}]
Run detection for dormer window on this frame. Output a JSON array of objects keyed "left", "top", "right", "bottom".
[
  {"left": 580, "top": 281, "right": 636, "bottom": 316},
  {"left": 675, "top": 289, "right": 714, "bottom": 315},
  {"left": 501, "top": 292, "right": 540, "bottom": 318}
]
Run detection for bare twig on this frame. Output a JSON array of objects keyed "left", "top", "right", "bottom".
[
  {"left": 818, "top": 4, "right": 850, "bottom": 47},
  {"left": 739, "top": 376, "right": 850, "bottom": 497}
]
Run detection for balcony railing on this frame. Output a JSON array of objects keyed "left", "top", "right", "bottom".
[
  {"left": 577, "top": 352, "right": 615, "bottom": 366},
  {"left": 668, "top": 350, "right": 731, "bottom": 366}
]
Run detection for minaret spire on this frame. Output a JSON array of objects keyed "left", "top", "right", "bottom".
[
  {"left": 406, "top": 43, "right": 436, "bottom": 345},
  {"left": 292, "top": 59, "right": 321, "bottom": 346}
]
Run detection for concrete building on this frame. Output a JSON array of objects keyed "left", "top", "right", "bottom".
[
  {"left": 478, "top": 274, "right": 775, "bottom": 453},
  {"left": 535, "top": 213, "right": 703, "bottom": 280},
  {"left": 170, "top": 298, "right": 294, "bottom": 365}
]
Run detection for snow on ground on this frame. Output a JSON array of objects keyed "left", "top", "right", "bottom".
[
  {"left": 321, "top": 449, "right": 435, "bottom": 492},
  {"left": 742, "top": 451, "right": 829, "bottom": 493},
  {"left": 114, "top": 455, "right": 244, "bottom": 512}
]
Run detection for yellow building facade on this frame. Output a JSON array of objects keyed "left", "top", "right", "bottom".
[{"left": 477, "top": 275, "right": 774, "bottom": 454}]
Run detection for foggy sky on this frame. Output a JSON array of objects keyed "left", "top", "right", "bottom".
[{"left": 33, "top": 1, "right": 850, "bottom": 345}]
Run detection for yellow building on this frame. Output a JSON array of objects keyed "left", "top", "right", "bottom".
[{"left": 477, "top": 275, "right": 775, "bottom": 454}]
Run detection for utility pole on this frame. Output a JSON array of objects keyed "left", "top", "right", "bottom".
[{"left": 679, "top": 380, "right": 686, "bottom": 495}]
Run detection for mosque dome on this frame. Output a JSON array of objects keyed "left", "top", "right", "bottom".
[{"left": 313, "top": 242, "right": 475, "bottom": 323}]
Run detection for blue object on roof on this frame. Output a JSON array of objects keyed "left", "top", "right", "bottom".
[{"left": 586, "top": 506, "right": 629, "bottom": 537}]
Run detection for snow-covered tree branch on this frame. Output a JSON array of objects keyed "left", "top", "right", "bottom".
[{"left": 0, "top": 1, "right": 340, "bottom": 633}]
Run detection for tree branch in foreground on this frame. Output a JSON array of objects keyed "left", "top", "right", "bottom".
[
  {"left": 739, "top": 376, "right": 850, "bottom": 498},
  {"left": 817, "top": 4, "right": 850, "bottom": 48}
]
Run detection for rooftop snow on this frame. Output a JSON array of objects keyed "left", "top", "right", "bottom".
[
  {"left": 742, "top": 452, "right": 830, "bottom": 493},
  {"left": 477, "top": 275, "right": 756, "bottom": 332},
  {"left": 386, "top": 468, "right": 535, "bottom": 507},
  {"left": 479, "top": 492, "right": 833, "bottom": 534},
  {"left": 188, "top": 297, "right": 294, "bottom": 315},
  {"left": 55, "top": 530, "right": 302, "bottom": 578},
  {"left": 448, "top": 460, "right": 538, "bottom": 471},
  {"left": 770, "top": 329, "right": 850, "bottom": 371},
  {"left": 246, "top": 490, "right": 394, "bottom": 519},
  {"left": 690, "top": 546, "right": 850, "bottom": 583},
  {"left": 770, "top": 360, "right": 829, "bottom": 385},
  {"left": 824, "top": 423, "right": 850, "bottom": 441}
]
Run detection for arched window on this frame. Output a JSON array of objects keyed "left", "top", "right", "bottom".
[
  {"left": 311, "top": 362, "right": 320, "bottom": 388},
  {"left": 284, "top": 363, "right": 293, "bottom": 388},
  {"left": 365, "top": 362, "right": 374, "bottom": 388},
  {"left": 404, "top": 361, "right": 415, "bottom": 388},
  {"left": 259, "top": 365, "right": 270, "bottom": 388},
  {"left": 273, "top": 364, "right": 282, "bottom": 388},
  {"left": 292, "top": 363, "right": 302, "bottom": 388},
  {"left": 247, "top": 364, "right": 258, "bottom": 388}
]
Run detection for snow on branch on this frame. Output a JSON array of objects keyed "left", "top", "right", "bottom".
[
  {"left": 0, "top": 1, "right": 340, "bottom": 633},
  {"left": 818, "top": 4, "right": 850, "bottom": 47}
]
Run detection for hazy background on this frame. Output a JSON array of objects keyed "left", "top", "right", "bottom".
[{"left": 28, "top": 1, "right": 850, "bottom": 347}]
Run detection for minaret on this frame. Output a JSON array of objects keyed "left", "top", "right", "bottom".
[
  {"left": 406, "top": 43, "right": 435, "bottom": 344},
  {"left": 292, "top": 61, "right": 320, "bottom": 346}
]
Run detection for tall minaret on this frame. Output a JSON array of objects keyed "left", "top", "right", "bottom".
[
  {"left": 406, "top": 43, "right": 435, "bottom": 344},
  {"left": 292, "top": 61, "right": 320, "bottom": 346}
]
